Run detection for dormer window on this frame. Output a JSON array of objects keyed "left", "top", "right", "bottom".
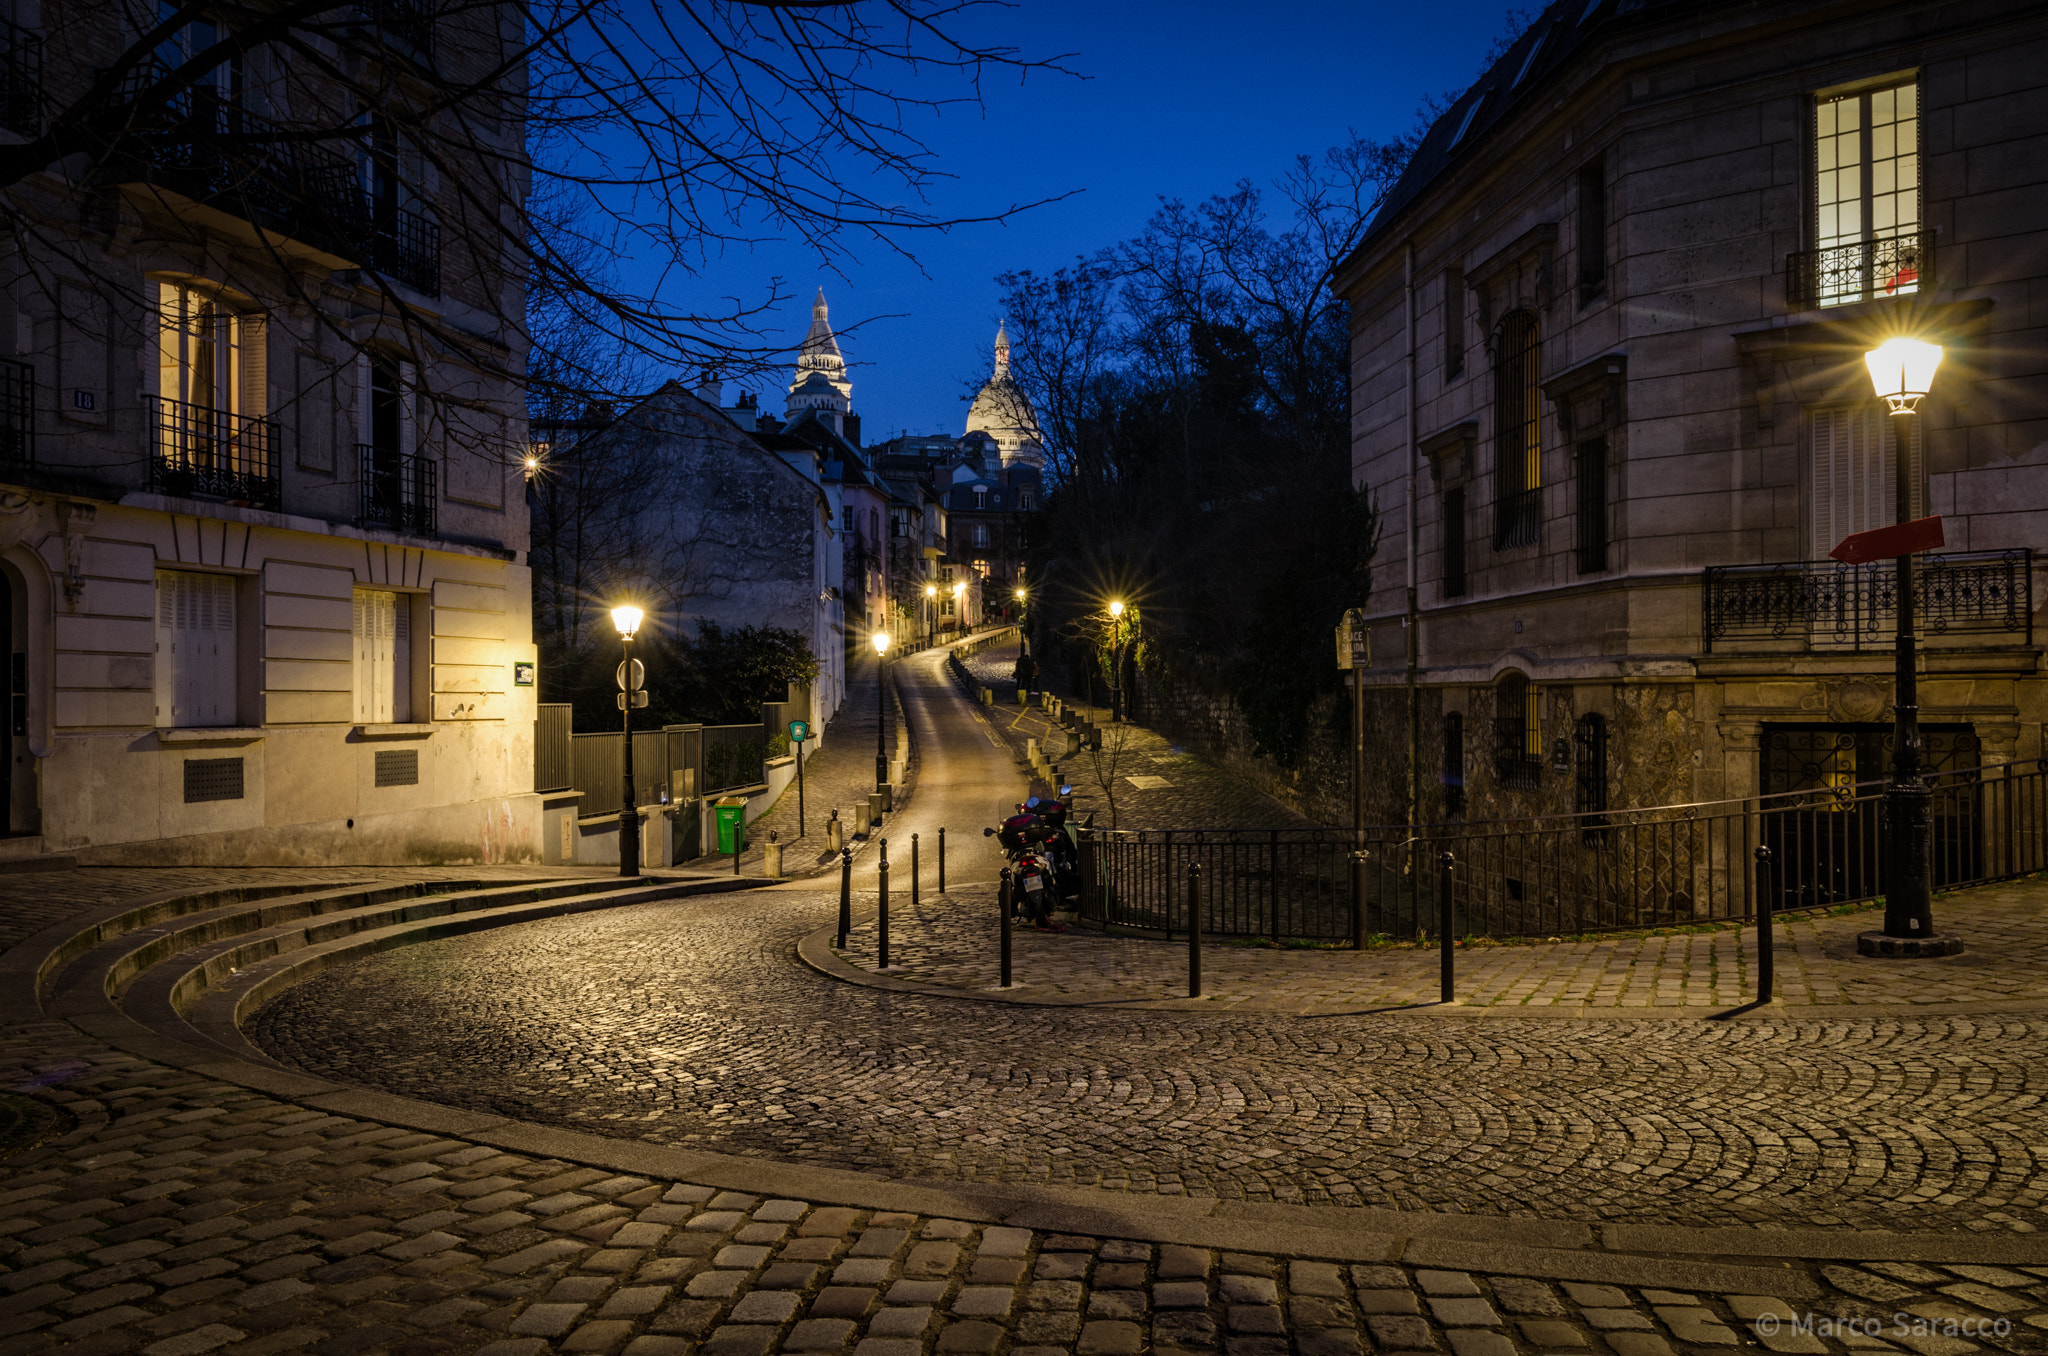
[
  {"left": 974, "top": 488, "right": 989, "bottom": 510},
  {"left": 1449, "top": 94, "right": 1487, "bottom": 147}
]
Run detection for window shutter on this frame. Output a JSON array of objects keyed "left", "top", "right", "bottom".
[
  {"left": 158, "top": 571, "right": 237, "bottom": 727},
  {"left": 1810, "top": 405, "right": 1923, "bottom": 558}
]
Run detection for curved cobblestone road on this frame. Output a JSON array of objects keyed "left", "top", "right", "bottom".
[{"left": 247, "top": 881, "right": 2048, "bottom": 1234}]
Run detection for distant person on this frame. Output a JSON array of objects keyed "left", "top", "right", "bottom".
[{"left": 1013, "top": 651, "right": 1038, "bottom": 694}]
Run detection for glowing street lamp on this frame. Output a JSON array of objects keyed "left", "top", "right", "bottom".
[
  {"left": 612, "top": 605, "right": 645, "bottom": 878},
  {"left": 1105, "top": 599, "right": 1128, "bottom": 722},
  {"left": 873, "top": 630, "right": 892, "bottom": 793},
  {"left": 1864, "top": 336, "right": 1947, "bottom": 949},
  {"left": 925, "top": 583, "right": 937, "bottom": 647}
]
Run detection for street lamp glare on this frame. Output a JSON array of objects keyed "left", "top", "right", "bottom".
[
  {"left": 1015, "top": 587, "right": 1026, "bottom": 601},
  {"left": 1108, "top": 600, "right": 1124, "bottom": 618},
  {"left": 872, "top": 631, "right": 891, "bottom": 655},
  {"left": 952, "top": 581, "right": 965, "bottom": 598},
  {"left": 925, "top": 584, "right": 937, "bottom": 598},
  {"left": 611, "top": 605, "right": 643, "bottom": 639},
  {"left": 1865, "top": 337, "right": 1944, "bottom": 413}
]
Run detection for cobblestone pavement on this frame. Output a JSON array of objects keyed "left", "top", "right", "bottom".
[
  {"left": 816, "top": 877, "right": 2048, "bottom": 1013},
  {"left": 248, "top": 880, "right": 2048, "bottom": 1234},
  {"left": 962, "top": 641, "right": 1309, "bottom": 834},
  {"left": 12, "top": 1018, "right": 2048, "bottom": 1356}
]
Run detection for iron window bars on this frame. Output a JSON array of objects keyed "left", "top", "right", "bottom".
[{"left": 149, "top": 397, "right": 281, "bottom": 510}]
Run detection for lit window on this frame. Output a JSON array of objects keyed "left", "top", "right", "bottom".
[
  {"left": 1809, "top": 79, "right": 1921, "bottom": 306},
  {"left": 1492, "top": 310, "right": 1541, "bottom": 548}
]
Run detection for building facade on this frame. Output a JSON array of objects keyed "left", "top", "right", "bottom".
[
  {"left": 0, "top": 0, "right": 538, "bottom": 862},
  {"left": 1336, "top": 0, "right": 2045, "bottom": 832}
]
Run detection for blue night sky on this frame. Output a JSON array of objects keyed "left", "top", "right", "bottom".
[{"left": 661, "top": 1, "right": 1523, "bottom": 438}]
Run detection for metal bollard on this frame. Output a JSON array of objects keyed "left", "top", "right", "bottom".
[
  {"left": 1187, "top": 861, "right": 1203, "bottom": 998},
  {"left": 1754, "top": 844, "right": 1776, "bottom": 1003},
  {"left": 837, "top": 847, "right": 852, "bottom": 949},
  {"left": 938, "top": 827, "right": 946, "bottom": 893},
  {"left": 999, "top": 867, "right": 1013, "bottom": 988},
  {"left": 1349, "top": 851, "right": 1367, "bottom": 950},
  {"left": 878, "top": 838, "right": 890, "bottom": 969},
  {"left": 1438, "top": 851, "right": 1456, "bottom": 1004},
  {"left": 911, "top": 833, "right": 920, "bottom": 908},
  {"left": 765, "top": 830, "right": 783, "bottom": 880},
  {"left": 733, "top": 820, "right": 743, "bottom": 875}
]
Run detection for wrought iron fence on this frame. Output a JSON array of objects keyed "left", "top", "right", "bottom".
[
  {"left": 0, "top": 360, "right": 32, "bottom": 475},
  {"left": 0, "top": 17, "right": 41, "bottom": 137},
  {"left": 1702, "top": 549, "right": 2032, "bottom": 653},
  {"left": 1077, "top": 759, "right": 2048, "bottom": 943},
  {"left": 148, "top": 397, "right": 281, "bottom": 510},
  {"left": 534, "top": 704, "right": 572, "bottom": 793},
  {"left": 1786, "top": 229, "right": 1934, "bottom": 307},
  {"left": 357, "top": 444, "right": 437, "bottom": 536}
]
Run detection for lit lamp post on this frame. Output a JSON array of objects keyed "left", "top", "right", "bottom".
[
  {"left": 952, "top": 580, "right": 966, "bottom": 634},
  {"left": 925, "top": 583, "right": 937, "bottom": 648},
  {"left": 1108, "top": 599, "right": 1127, "bottom": 721},
  {"left": 872, "top": 630, "right": 891, "bottom": 794},
  {"left": 612, "top": 604, "right": 644, "bottom": 878},
  {"left": 1862, "top": 336, "right": 1951, "bottom": 951}
]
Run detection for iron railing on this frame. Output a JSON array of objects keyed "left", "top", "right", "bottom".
[
  {"left": 110, "top": 67, "right": 368, "bottom": 248},
  {"left": 369, "top": 205, "right": 441, "bottom": 296},
  {"left": 358, "top": 444, "right": 437, "bottom": 536},
  {"left": 149, "top": 397, "right": 281, "bottom": 509},
  {"left": 1786, "top": 229, "right": 1934, "bottom": 307},
  {"left": 1493, "top": 486, "right": 1538, "bottom": 549},
  {"left": 0, "top": 17, "right": 41, "bottom": 137},
  {"left": 1077, "top": 759, "right": 2048, "bottom": 943},
  {"left": 703, "top": 724, "right": 768, "bottom": 793},
  {"left": 1703, "top": 549, "right": 2032, "bottom": 653},
  {"left": 0, "top": 360, "right": 32, "bottom": 475}
]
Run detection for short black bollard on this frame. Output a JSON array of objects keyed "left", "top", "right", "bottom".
[
  {"left": 1754, "top": 844, "right": 1776, "bottom": 1003},
  {"left": 999, "top": 867, "right": 1013, "bottom": 988},
  {"left": 1187, "top": 860, "right": 1203, "bottom": 999},
  {"left": 878, "top": 838, "right": 890, "bottom": 969},
  {"left": 911, "top": 833, "right": 920, "bottom": 908},
  {"left": 733, "top": 823, "right": 742, "bottom": 875},
  {"left": 1438, "top": 850, "right": 1456, "bottom": 1004},
  {"left": 938, "top": 827, "right": 946, "bottom": 893},
  {"left": 1349, "top": 851, "right": 1367, "bottom": 950},
  {"left": 837, "top": 848, "right": 852, "bottom": 949}
]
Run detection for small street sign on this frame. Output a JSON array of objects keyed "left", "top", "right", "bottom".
[
  {"left": 1830, "top": 515, "right": 1944, "bottom": 564},
  {"left": 1335, "top": 608, "right": 1370, "bottom": 671},
  {"left": 616, "top": 691, "right": 649, "bottom": 709},
  {"left": 788, "top": 719, "right": 811, "bottom": 742},
  {"left": 513, "top": 661, "right": 535, "bottom": 686},
  {"left": 614, "top": 658, "right": 646, "bottom": 691}
]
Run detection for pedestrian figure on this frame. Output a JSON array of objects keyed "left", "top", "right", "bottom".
[{"left": 1013, "top": 650, "right": 1038, "bottom": 696}]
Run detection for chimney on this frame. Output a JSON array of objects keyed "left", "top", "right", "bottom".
[
  {"left": 844, "top": 412, "right": 863, "bottom": 446},
  {"left": 695, "top": 373, "right": 722, "bottom": 406}
]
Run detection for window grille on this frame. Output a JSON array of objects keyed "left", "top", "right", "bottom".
[
  {"left": 1492, "top": 672, "right": 1541, "bottom": 790},
  {"left": 1575, "top": 438, "right": 1607, "bottom": 574},
  {"left": 1492, "top": 311, "right": 1541, "bottom": 548},
  {"left": 1574, "top": 713, "right": 1609, "bottom": 841},
  {"left": 374, "top": 749, "right": 419, "bottom": 786},
  {"left": 183, "top": 757, "right": 244, "bottom": 803}
]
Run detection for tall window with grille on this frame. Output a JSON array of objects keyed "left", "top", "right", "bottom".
[
  {"left": 1800, "top": 78, "right": 1923, "bottom": 306},
  {"left": 1810, "top": 404, "right": 1920, "bottom": 559},
  {"left": 1574, "top": 713, "right": 1609, "bottom": 841},
  {"left": 353, "top": 589, "right": 412, "bottom": 724},
  {"left": 154, "top": 282, "right": 278, "bottom": 508},
  {"left": 154, "top": 570, "right": 238, "bottom": 727},
  {"left": 1492, "top": 671, "right": 1541, "bottom": 790},
  {"left": 1575, "top": 438, "right": 1607, "bottom": 574},
  {"left": 1442, "top": 712, "right": 1465, "bottom": 818},
  {"left": 1442, "top": 487, "right": 1467, "bottom": 598},
  {"left": 1492, "top": 311, "right": 1541, "bottom": 547}
]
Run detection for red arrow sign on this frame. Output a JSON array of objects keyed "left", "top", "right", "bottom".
[{"left": 1829, "top": 515, "right": 1945, "bottom": 564}]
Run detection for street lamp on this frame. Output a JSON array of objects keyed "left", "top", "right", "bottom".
[
  {"left": 1863, "top": 336, "right": 1945, "bottom": 947},
  {"left": 1106, "top": 600, "right": 1127, "bottom": 722},
  {"left": 872, "top": 630, "right": 891, "bottom": 793},
  {"left": 612, "top": 605, "right": 644, "bottom": 878},
  {"left": 925, "top": 583, "right": 936, "bottom": 648},
  {"left": 952, "top": 580, "right": 966, "bottom": 633}
]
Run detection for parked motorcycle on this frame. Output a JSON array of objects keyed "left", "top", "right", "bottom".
[{"left": 984, "top": 792, "right": 1078, "bottom": 929}]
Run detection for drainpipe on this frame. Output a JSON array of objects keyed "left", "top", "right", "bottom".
[{"left": 1405, "top": 241, "right": 1421, "bottom": 832}]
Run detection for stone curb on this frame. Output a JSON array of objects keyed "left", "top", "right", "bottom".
[{"left": 794, "top": 922, "right": 2048, "bottom": 1022}]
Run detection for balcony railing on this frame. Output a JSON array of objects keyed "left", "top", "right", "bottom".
[
  {"left": 358, "top": 445, "right": 437, "bottom": 536},
  {"left": 0, "top": 17, "right": 42, "bottom": 137},
  {"left": 369, "top": 206, "right": 441, "bottom": 296},
  {"left": 0, "top": 361, "right": 32, "bottom": 476},
  {"left": 1786, "top": 229, "right": 1934, "bottom": 308},
  {"left": 1492, "top": 486, "right": 1539, "bottom": 549},
  {"left": 150, "top": 398, "right": 282, "bottom": 510},
  {"left": 110, "top": 67, "right": 369, "bottom": 249},
  {"left": 1702, "top": 549, "right": 2033, "bottom": 653}
]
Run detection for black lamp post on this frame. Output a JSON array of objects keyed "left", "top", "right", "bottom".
[
  {"left": 1862, "top": 336, "right": 1950, "bottom": 950},
  {"left": 1107, "top": 599, "right": 1126, "bottom": 722},
  {"left": 612, "top": 604, "right": 644, "bottom": 878},
  {"left": 872, "top": 629, "right": 891, "bottom": 792},
  {"left": 925, "top": 584, "right": 936, "bottom": 649}
]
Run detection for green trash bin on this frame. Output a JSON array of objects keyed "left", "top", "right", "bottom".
[{"left": 714, "top": 797, "right": 748, "bottom": 855}]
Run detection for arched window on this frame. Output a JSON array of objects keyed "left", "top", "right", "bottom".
[
  {"left": 1492, "top": 671, "right": 1541, "bottom": 789},
  {"left": 1493, "top": 310, "right": 1541, "bottom": 547}
]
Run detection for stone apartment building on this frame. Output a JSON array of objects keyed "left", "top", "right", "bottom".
[
  {"left": 1336, "top": 0, "right": 2045, "bottom": 831},
  {"left": 0, "top": 0, "right": 538, "bottom": 861}
]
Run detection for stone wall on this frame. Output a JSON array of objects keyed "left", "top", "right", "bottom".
[{"left": 1130, "top": 657, "right": 1351, "bottom": 827}]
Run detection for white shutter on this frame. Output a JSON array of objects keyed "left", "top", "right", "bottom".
[
  {"left": 354, "top": 590, "right": 409, "bottom": 724},
  {"left": 390, "top": 596, "right": 412, "bottom": 722},
  {"left": 1810, "top": 405, "right": 1924, "bottom": 559},
  {"left": 156, "top": 570, "right": 237, "bottom": 727}
]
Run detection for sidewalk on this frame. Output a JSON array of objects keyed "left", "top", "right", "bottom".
[
  {"left": 961, "top": 641, "right": 1310, "bottom": 832},
  {"left": 814, "top": 874, "right": 2048, "bottom": 1015}
]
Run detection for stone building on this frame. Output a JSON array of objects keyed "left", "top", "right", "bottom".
[
  {"left": 0, "top": 0, "right": 538, "bottom": 861},
  {"left": 1335, "top": 0, "right": 2045, "bottom": 835}
]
